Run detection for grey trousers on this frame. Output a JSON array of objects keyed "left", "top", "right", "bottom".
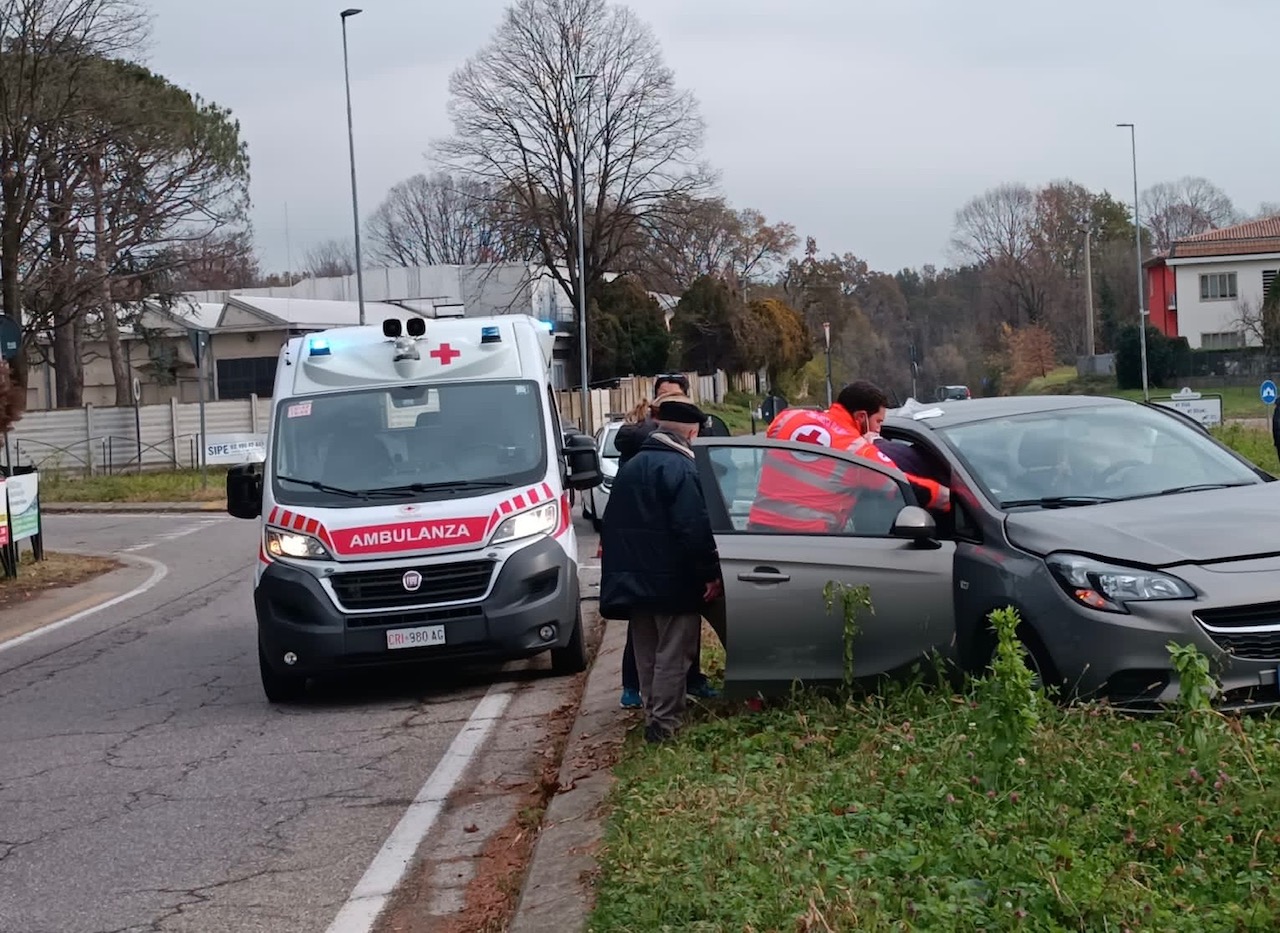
[{"left": 630, "top": 611, "right": 702, "bottom": 736}]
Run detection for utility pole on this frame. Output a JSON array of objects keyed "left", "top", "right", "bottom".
[
  {"left": 1082, "top": 225, "right": 1095, "bottom": 356},
  {"left": 573, "top": 72, "right": 596, "bottom": 433},
  {"left": 1117, "top": 122, "right": 1149, "bottom": 399},
  {"left": 341, "top": 9, "right": 366, "bottom": 324}
]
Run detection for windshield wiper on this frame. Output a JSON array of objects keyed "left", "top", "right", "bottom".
[
  {"left": 1000, "top": 495, "right": 1118, "bottom": 509},
  {"left": 363, "top": 480, "right": 512, "bottom": 495},
  {"left": 276, "top": 475, "right": 366, "bottom": 498},
  {"left": 1149, "top": 482, "right": 1254, "bottom": 497}
]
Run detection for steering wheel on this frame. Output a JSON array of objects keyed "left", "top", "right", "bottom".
[{"left": 1097, "top": 460, "right": 1145, "bottom": 485}]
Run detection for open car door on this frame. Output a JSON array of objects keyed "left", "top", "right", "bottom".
[{"left": 694, "top": 436, "right": 956, "bottom": 698}]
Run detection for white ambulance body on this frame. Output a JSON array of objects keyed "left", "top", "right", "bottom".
[{"left": 226, "top": 313, "right": 602, "bottom": 702}]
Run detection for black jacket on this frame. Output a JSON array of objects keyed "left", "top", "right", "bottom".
[
  {"left": 600, "top": 430, "right": 721, "bottom": 618},
  {"left": 615, "top": 414, "right": 712, "bottom": 466}
]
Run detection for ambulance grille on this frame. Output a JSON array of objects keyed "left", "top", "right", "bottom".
[{"left": 331, "top": 560, "right": 495, "bottom": 610}]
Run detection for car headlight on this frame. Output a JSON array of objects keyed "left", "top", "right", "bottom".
[
  {"left": 491, "top": 501, "right": 558, "bottom": 545},
  {"left": 265, "top": 527, "right": 332, "bottom": 560},
  {"left": 1046, "top": 553, "right": 1195, "bottom": 613}
]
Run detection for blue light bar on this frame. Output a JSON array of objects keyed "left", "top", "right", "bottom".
[
  {"left": 480, "top": 325, "right": 501, "bottom": 344},
  {"left": 534, "top": 319, "right": 553, "bottom": 331},
  {"left": 309, "top": 338, "right": 331, "bottom": 357}
]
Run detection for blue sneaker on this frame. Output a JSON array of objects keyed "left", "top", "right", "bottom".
[
  {"left": 619, "top": 687, "right": 642, "bottom": 709},
  {"left": 687, "top": 680, "right": 720, "bottom": 700}
]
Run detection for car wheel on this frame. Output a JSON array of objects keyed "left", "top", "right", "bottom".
[
  {"left": 550, "top": 609, "right": 589, "bottom": 676},
  {"left": 1015, "top": 623, "right": 1063, "bottom": 697},
  {"left": 259, "top": 645, "right": 307, "bottom": 703}
]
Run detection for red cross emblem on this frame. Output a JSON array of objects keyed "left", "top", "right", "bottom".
[
  {"left": 795, "top": 429, "right": 826, "bottom": 444},
  {"left": 430, "top": 343, "right": 461, "bottom": 365}
]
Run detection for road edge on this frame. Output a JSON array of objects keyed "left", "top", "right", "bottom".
[
  {"left": 0, "top": 553, "right": 168, "bottom": 655},
  {"left": 508, "top": 614, "right": 628, "bottom": 933},
  {"left": 41, "top": 502, "right": 226, "bottom": 514}
]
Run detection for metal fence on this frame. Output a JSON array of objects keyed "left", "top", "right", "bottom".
[
  {"left": 2, "top": 396, "right": 270, "bottom": 475},
  {"left": 2, "top": 368, "right": 765, "bottom": 474}
]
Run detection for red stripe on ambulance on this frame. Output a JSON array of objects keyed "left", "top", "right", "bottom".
[{"left": 328, "top": 517, "right": 490, "bottom": 556}]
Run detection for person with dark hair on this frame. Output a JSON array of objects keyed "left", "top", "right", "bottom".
[
  {"left": 609, "top": 373, "right": 718, "bottom": 709},
  {"left": 600, "top": 396, "right": 723, "bottom": 743},
  {"left": 749, "top": 379, "right": 949, "bottom": 533}
]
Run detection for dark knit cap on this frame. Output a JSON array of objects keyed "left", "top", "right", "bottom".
[{"left": 656, "top": 397, "right": 705, "bottom": 425}]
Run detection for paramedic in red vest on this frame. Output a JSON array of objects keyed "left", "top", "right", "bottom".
[{"left": 749, "top": 381, "right": 949, "bottom": 533}]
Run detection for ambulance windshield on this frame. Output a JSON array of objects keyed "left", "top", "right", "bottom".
[{"left": 271, "top": 379, "right": 547, "bottom": 507}]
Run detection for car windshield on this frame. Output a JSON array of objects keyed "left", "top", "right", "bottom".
[
  {"left": 935, "top": 404, "right": 1262, "bottom": 509},
  {"left": 599, "top": 426, "right": 622, "bottom": 458},
  {"left": 271, "top": 379, "right": 546, "bottom": 507}
]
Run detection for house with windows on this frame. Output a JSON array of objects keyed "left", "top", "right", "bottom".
[{"left": 1156, "top": 217, "right": 1280, "bottom": 349}]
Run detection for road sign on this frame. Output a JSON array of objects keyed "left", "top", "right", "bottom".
[
  {"left": 1262, "top": 380, "right": 1277, "bottom": 405},
  {"left": 1153, "top": 389, "right": 1223, "bottom": 427},
  {"left": 0, "top": 315, "right": 19, "bottom": 360},
  {"left": 131, "top": 377, "right": 142, "bottom": 405}
]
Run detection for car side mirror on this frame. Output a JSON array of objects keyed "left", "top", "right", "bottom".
[
  {"left": 891, "top": 505, "right": 938, "bottom": 546},
  {"left": 562, "top": 432, "right": 603, "bottom": 491},
  {"left": 227, "top": 462, "right": 264, "bottom": 520}
]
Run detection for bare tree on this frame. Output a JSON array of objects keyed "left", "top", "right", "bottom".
[
  {"left": 366, "top": 172, "right": 522, "bottom": 267},
  {"left": 0, "top": 0, "right": 146, "bottom": 391},
  {"left": 303, "top": 238, "right": 355, "bottom": 278},
  {"left": 1141, "top": 176, "right": 1239, "bottom": 253},
  {"left": 951, "top": 184, "right": 1053, "bottom": 325},
  {"left": 436, "top": 0, "right": 711, "bottom": 324},
  {"left": 622, "top": 196, "right": 796, "bottom": 294}
]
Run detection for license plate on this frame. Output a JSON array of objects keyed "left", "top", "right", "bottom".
[{"left": 386, "top": 625, "right": 446, "bottom": 650}]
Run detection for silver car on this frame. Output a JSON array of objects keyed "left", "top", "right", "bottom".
[
  {"left": 582, "top": 420, "right": 624, "bottom": 531},
  {"left": 696, "top": 395, "right": 1280, "bottom": 709}
]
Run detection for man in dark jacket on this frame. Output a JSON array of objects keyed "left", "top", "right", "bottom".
[
  {"left": 601, "top": 397, "right": 723, "bottom": 743},
  {"left": 614, "top": 374, "right": 718, "bottom": 708}
]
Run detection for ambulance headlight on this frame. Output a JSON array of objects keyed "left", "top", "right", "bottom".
[
  {"left": 265, "top": 528, "right": 331, "bottom": 560},
  {"left": 491, "top": 501, "right": 558, "bottom": 545}
]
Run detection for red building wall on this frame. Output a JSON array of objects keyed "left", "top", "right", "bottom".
[{"left": 1145, "top": 261, "right": 1178, "bottom": 337}]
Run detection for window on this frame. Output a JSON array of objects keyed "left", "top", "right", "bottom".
[
  {"left": 272, "top": 379, "right": 547, "bottom": 508},
  {"left": 1200, "top": 331, "right": 1246, "bottom": 350},
  {"left": 935, "top": 403, "right": 1260, "bottom": 509},
  {"left": 705, "top": 445, "right": 907, "bottom": 536},
  {"left": 1199, "top": 272, "right": 1238, "bottom": 301},
  {"left": 1264, "top": 269, "right": 1278, "bottom": 300},
  {"left": 216, "top": 357, "right": 277, "bottom": 399}
]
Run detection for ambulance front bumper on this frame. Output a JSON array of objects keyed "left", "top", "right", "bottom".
[{"left": 254, "top": 535, "right": 579, "bottom": 676}]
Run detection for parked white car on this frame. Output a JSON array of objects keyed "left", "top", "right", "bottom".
[{"left": 582, "top": 420, "right": 625, "bottom": 530}]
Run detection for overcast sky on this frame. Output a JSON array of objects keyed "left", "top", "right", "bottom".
[{"left": 144, "top": 0, "right": 1279, "bottom": 278}]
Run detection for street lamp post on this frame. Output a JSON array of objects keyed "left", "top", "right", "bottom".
[
  {"left": 1116, "top": 122, "right": 1149, "bottom": 399},
  {"left": 573, "top": 72, "right": 596, "bottom": 433},
  {"left": 341, "top": 8, "right": 366, "bottom": 325}
]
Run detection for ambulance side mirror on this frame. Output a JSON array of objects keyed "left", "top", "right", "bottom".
[
  {"left": 562, "top": 432, "right": 602, "bottom": 491},
  {"left": 227, "top": 462, "right": 264, "bottom": 520}
]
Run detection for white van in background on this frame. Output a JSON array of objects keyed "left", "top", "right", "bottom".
[{"left": 225, "top": 313, "right": 602, "bottom": 702}]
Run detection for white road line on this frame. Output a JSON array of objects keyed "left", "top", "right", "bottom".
[
  {"left": 325, "top": 686, "right": 515, "bottom": 933},
  {"left": 122, "top": 523, "right": 209, "bottom": 552},
  {"left": 0, "top": 555, "right": 168, "bottom": 655}
]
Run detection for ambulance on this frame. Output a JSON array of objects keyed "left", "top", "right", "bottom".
[{"left": 225, "top": 312, "right": 603, "bottom": 702}]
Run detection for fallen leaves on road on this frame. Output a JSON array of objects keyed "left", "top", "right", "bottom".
[{"left": 0, "top": 551, "right": 120, "bottom": 611}]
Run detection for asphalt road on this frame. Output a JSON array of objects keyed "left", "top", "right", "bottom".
[{"left": 0, "top": 511, "right": 600, "bottom": 933}]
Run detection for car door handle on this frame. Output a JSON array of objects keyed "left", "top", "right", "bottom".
[{"left": 737, "top": 568, "right": 791, "bottom": 584}]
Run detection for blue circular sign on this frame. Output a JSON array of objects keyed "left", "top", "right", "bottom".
[
  {"left": 0, "top": 314, "right": 19, "bottom": 361},
  {"left": 1262, "top": 379, "right": 1277, "bottom": 405}
]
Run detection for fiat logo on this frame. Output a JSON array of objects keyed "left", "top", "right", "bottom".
[{"left": 402, "top": 570, "right": 423, "bottom": 592}]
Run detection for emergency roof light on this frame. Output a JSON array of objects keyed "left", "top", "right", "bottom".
[
  {"left": 308, "top": 337, "right": 331, "bottom": 357},
  {"left": 480, "top": 325, "right": 501, "bottom": 344},
  {"left": 382, "top": 318, "right": 402, "bottom": 338}
]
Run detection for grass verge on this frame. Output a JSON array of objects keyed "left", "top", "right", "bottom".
[
  {"left": 591, "top": 647, "right": 1280, "bottom": 931},
  {"left": 0, "top": 550, "right": 120, "bottom": 610},
  {"left": 39, "top": 468, "right": 228, "bottom": 503},
  {"left": 1020, "top": 366, "right": 1270, "bottom": 420}
]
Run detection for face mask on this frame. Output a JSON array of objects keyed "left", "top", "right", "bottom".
[{"left": 864, "top": 431, "right": 882, "bottom": 443}]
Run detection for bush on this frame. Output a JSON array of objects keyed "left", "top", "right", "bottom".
[
  {"left": 1115, "top": 324, "right": 1191, "bottom": 389},
  {"left": 0, "top": 358, "right": 25, "bottom": 434}
]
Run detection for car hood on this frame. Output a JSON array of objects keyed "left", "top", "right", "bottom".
[{"left": 1004, "top": 482, "right": 1280, "bottom": 566}]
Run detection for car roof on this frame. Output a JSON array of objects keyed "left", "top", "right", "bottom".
[{"left": 885, "top": 394, "right": 1135, "bottom": 432}]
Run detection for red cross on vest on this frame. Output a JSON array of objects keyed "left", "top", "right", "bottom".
[
  {"left": 430, "top": 343, "right": 461, "bottom": 364},
  {"left": 795, "top": 428, "right": 826, "bottom": 445}
]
